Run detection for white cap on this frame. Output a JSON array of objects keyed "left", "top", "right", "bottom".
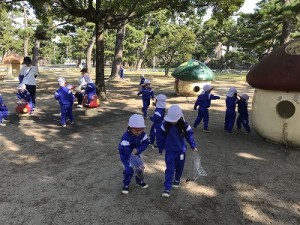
[
  {"left": 240, "top": 94, "right": 249, "bottom": 100},
  {"left": 128, "top": 114, "right": 146, "bottom": 128},
  {"left": 226, "top": 87, "right": 237, "bottom": 97},
  {"left": 164, "top": 105, "right": 183, "bottom": 122},
  {"left": 156, "top": 94, "right": 167, "bottom": 108},
  {"left": 203, "top": 84, "right": 213, "bottom": 92},
  {"left": 144, "top": 79, "right": 151, "bottom": 84},
  {"left": 58, "top": 77, "right": 66, "bottom": 86},
  {"left": 17, "top": 83, "right": 26, "bottom": 90}
]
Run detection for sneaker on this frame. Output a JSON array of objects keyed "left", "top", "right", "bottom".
[
  {"left": 144, "top": 116, "right": 149, "bottom": 119},
  {"left": 172, "top": 180, "right": 181, "bottom": 188},
  {"left": 77, "top": 105, "right": 83, "bottom": 108},
  {"left": 149, "top": 144, "right": 157, "bottom": 149},
  {"left": 2, "top": 119, "right": 10, "bottom": 123},
  {"left": 136, "top": 181, "right": 149, "bottom": 189},
  {"left": 0, "top": 122, "right": 6, "bottom": 127},
  {"left": 162, "top": 190, "right": 171, "bottom": 198},
  {"left": 62, "top": 124, "right": 67, "bottom": 127},
  {"left": 203, "top": 129, "right": 211, "bottom": 133},
  {"left": 121, "top": 186, "right": 129, "bottom": 194},
  {"left": 70, "top": 121, "right": 74, "bottom": 125}
]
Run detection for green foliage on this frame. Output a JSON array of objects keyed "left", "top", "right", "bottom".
[
  {"left": 145, "top": 24, "right": 195, "bottom": 75},
  {"left": 123, "top": 25, "right": 144, "bottom": 65},
  {"left": 0, "top": 4, "right": 23, "bottom": 54}
]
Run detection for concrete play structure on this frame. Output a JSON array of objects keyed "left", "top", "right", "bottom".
[
  {"left": 0, "top": 54, "right": 23, "bottom": 81},
  {"left": 247, "top": 38, "right": 300, "bottom": 147},
  {"left": 172, "top": 59, "right": 215, "bottom": 97}
]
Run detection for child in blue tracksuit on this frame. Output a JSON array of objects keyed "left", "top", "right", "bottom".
[
  {"left": 119, "top": 66, "right": 124, "bottom": 79},
  {"left": 193, "top": 84, "right": 220, "bottom": 133},
  {"left": 80, "top": 68, "right": 96, "bottom": 105},
  {"left": 0, "top": 94, "right": 8, "bottom": 127},
  {"left": 237, "top": 94, "right": 251, "bottom": 134},
  {"left": 139, "top": 74, "right": 145, "bottom": 87},
  {"left": 54, "top": 77, "right": 75, "bottom": 127},
  {"left": 157, "top": 105, "right": 198, "bottom": 198},
  {"left": 118, "top": 114, "right": 149, "bottom": 194},
  {"left": 137, "top": 79, "right": 155, "bottom": 118},
  {"left": 149, "top": 94, "right": 167, "bottom": 148},
  {"left": 17, "top": 83, "right": 34, "bottom": 114},
  {"left": 224, "top": 87, "right": 237, "bottom": 134}
]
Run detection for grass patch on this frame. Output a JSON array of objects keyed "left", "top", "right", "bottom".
[
  {"left": 214, "top": 72, "right": 247, "bottom": 82},
  {"left": 38, "top": 66, "right": 248, "bottom": 83}
]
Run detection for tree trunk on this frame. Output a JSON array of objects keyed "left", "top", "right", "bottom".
[
  {"left": 164, "top": 67, "right": 169, "bottom": 76},
  {"left": 32, "top": 39, "right": 40, "bottom": 66},
  {"left": 136, "top": 14, "right": 152, "bottom": 70},
  {"left": 23, "top": 5, "right": 28, "bottom": 56},
  {"left": 24, "top": 38, "right": 29, "bottom": 57},
  {"left": 280, "top": 0, "right": 291, "bottom": 45},
  {"left": 87, "top": 31, "right": 96, "bottom": 73},
  {"left": 110, "top": 23, "right": 126, "bottom": 79},
  {"left": 95, "top": 21, "right": 107, "bottom": 100}
]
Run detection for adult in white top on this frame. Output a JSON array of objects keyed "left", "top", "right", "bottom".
[
  {"left": 74, "top": 72, "right": 87, "bottom": 108},
  {"left": 19, "top": 57, "right": 39, "bottom": 107}
]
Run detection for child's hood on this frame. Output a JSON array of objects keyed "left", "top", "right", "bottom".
[
  {"left": 226, "top": 87, "right": 237, "bottom": 97},
  {"left": 156, "top": 94, "right": 167, "bottom": 108}
]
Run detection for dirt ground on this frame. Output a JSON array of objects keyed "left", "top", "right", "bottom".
[{"left": 0, "top": 71, "right": 299, "bottom": 225}]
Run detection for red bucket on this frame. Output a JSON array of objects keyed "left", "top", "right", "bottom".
[
  {"left": 16, "top": 102, "right": 31, "bottom": 114},
  {"left": 83, "top": 95, "right": 100, "bottom": 108}
]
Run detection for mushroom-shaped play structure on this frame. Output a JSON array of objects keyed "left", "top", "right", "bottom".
[
  {"left": 2, "top": 54, "right": 23, "bottom": 79},
  {"left": 172, "top": 59, "right": 215, "bottom": 97},
  {"left": 247, "top": 38, "right": 300, "bottom": 147}
]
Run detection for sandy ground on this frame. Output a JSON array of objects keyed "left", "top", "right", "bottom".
[{"left": 0, "top": 72, "right": 299, "bottom": 225}]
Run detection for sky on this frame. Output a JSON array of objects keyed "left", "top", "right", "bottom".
[
  {"left": 239, "top": 0, "right": 260, "bottom": 13},
  {"left": 203, "top": 0, "right": 260, "bottom": 21}
]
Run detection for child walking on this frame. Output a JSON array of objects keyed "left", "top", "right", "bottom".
[
  {"left": 157, "top": 105, "right": 198, "bottom": 198},
  {"left": 224, "top": 87, "right": 237, "bottom": 134},
  {"left": 118, "top": 114, "right": 149, "bottom": 194},
  {"left": 54, "top": 77, "right": 75, "bottom": 127},
  {"left": 237, "top": 94, "right": 251, "bottom": 134},
  {"left": 193, "top": 84, "right": 220, "bottom": 133},
  {"left": 137, "top": 79, "right": 155, "bottom": 119},
  {"left": 149, "top": 94, "right": 167, "bottom": 148},
  {"left": 139, "top": 74, "right": 145, "bottom": 87},
  {"left": 17, "top": 83, "right": 34, "bottom": 114},
  {"left": 0, "top": 94, "right": 9, "bottom": 127}
]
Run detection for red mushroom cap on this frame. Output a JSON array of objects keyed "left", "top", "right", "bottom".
[{"left": 246, "top": 38, "right": 300, "bottom": 92}]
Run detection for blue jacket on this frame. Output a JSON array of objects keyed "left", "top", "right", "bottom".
[
  {"left": 118, "top": 130, "right": 149, "bottom": 157},
  {"left": 157, "top": 121, "right": 197, "bottom": 154},
  {"left": 226, "top": 96, "right": 237, "bottom": 113},
  {"left": 0, "top": 95, "right": 8, "bottom": 112},
  {"left": 54, "top": 86, "right": 75, "bottom": 105},
  {"left": 138, "top": 87, "right": 154, "bottom": 100},
  {"left": 139, "top": 77, "right": 145, "bottom": 86},
  {"left": 194, "top": 92, "right": 220, "bottom": 110},
  {"left": 237, "top": 100, "right": 248, "bottom": 115},
  {"left": 150, "top": 108, "right": 165, "bottom": 129},
  {"left": 17, "top": 90, "right": 32, "bottom": 103}
]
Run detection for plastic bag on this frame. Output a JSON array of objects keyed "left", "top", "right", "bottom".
[
  {"left": 129, "top": 154, "right": 145, "bottom": 180},
  {"left": 186, "top": 151, "right": 207, "bottom": 182}
]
